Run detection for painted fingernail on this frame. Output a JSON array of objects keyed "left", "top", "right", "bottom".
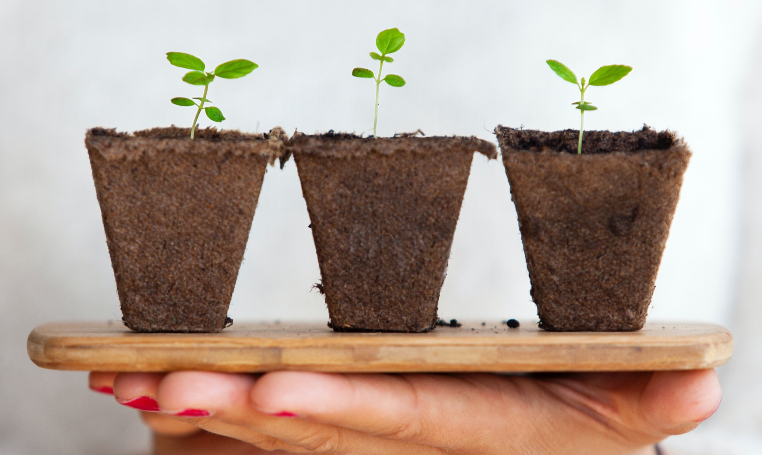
[
  {"left": 267, "top": 411, "right": 299, "bottom": 418},
  {"left": 117, "top": 396, "right": 160, "bottom": 412},
  {"left": 90, "top": 386, "right": 114, "bottom": 395},
  {"left": 167, "top": 409, "right": 211, "bottom": 417}
]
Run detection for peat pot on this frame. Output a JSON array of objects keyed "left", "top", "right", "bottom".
[
  {"left": 289, "top": 133, "right": 497, "bottom": 332},
  {"left": 85, "top": 127, "right": 286, "bottom": 332},
  {"left": 495, "top": 125, "right": 690, "bottom": 332}
]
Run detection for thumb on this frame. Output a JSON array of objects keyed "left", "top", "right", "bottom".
[{"left": 641, "top": 369, "right": 722, "bottom": 435}]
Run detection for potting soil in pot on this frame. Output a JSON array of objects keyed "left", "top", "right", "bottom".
[
  {"left": 290, "top": 133, "right": 497, "bottom": 332},
  {"left": 85, "top": 127, "right": 285, "bottom": 332},
  {"left": 496, "top": 125, "right": 690, "bottom": 331}
]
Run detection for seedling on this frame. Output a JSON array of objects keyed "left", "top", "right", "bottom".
[
  {"left": 352, "top": 28, "right": 407, "bottom": 138},
  {"left": 167, "top": 52, "right": 258, "bottom": 139},
  {"left": 546, "top": 60, "right": 632, "bottom": 154}
]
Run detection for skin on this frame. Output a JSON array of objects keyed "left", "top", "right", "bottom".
[{"left": 89, "top": 369, "right": 721, "bottom": 455}]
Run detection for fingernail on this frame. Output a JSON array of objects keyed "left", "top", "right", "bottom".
[
  {"left": 267, "top": 411, "right": 300, "bottom": 418},
  {"left": 117, "top": 396, "right": 160, "bottom": 412},
  {"left": 90, "top": 386, "right": 114, "bottom": 395},
  {"left": 695, "top": 395, "right": 722, "bottom": 423},
  {"left": 167, "top": 409, "right": 212, "bottom": 417}
]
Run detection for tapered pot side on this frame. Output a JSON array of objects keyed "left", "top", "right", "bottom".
[
  {"left": 85, "top": 127, "right": 285, "bottom": 332},
  {"left": 495, "top": 126, "right": 690, "bottom": 332},
  {"left": 290, "top": 133, "right": 497, "bottom": 332}
]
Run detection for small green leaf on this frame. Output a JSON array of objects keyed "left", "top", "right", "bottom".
[
  {"left": 384, "top": 74, "right": 406, "bottom": 87},
  {"left": 546, "top": 60, "right": 578, "bottom": 85},
  {"left": 167, "top": 52, "right": 205, "bottom": 71},
  {"left": 370, "top": 52, "right": 394, "bottom": 63},
  {"left": 214, "top": 59, "right": 258, "bottom": 79},
  {"left": 183, "top": 71, "right": 214, "bottom": 85},
  {"left": 376, "top": 28, "right": 405, "bottom": 55},
  {"left": 576, "top": 104, "right": 598, "bottom": 111},
  {"left": 193, "top": 97, "right": 213, "bottom": 103},
  {"left": 205, "top": 106, "right": 225, "bottom": 122},
  {"left": 589, "top": 65, "right": 632, "bottom": 86},
  {"left": 171, "top": 97, "right": 196, "bottom": 106},
  {"left": 352, "top": 68, "right": 375, "bottom": 78}
]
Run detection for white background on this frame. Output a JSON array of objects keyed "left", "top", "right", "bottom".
[{"left": 1, "top": 1, "right": 761, "bottom": 453}]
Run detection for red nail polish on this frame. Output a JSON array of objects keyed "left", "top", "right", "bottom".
[
  {"left": 268, "top": 411, "right": 299, "bottom": 418},
  {"left": 170, "top": 409, "right": 211, "bottom": 417},
  {"left": 90, "top": 386, "right": 114, "bottom": 395},
  {"left": 117, "top": 396, "right": 160, "bottom": 412}
]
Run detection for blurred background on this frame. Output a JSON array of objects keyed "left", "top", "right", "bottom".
[{"left": 1, "top": 0, "right": 761, "bottom": 453}]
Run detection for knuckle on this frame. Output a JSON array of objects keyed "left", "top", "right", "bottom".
[
  {"left": 383, "top": 419, "right": 425, "bottom": 441},
  {"left": 293, "top": 427, "right": 344, "bottom": 452}
]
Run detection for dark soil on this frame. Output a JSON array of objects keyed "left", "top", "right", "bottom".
[
  {"left": 290, "top": 133, "right": 496, "bottom": 332},
  {"left": 436, "top": 319, "right": 462, "bottom": 328},
  {"left": 86, "top": 127, "right": 285, "bottom": 332},
  {"left": 494, "top": 125, "right": 675, "bottom": 154},
  {"left": 496, "top": 125, "right": 690, "bottom": 331}
]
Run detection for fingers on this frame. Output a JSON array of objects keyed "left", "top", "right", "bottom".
[
  {"left": 114, "top": 373, "right": 165, "bottom": 411},
  {"left": 641, "top": 369, "right": 721, "bottom": 435},
  {"left": 88, "top": 371, "right": 117, "bottom": 395},
  {"left": 154, "top": 371, "right": 442, "bottom": 454},
  {"left": 113, "top": 372, "right": 202, "bottom": 437},
  {"left": 538, "top": 369, "right": 722, "bottom": 449},
  {"left": 249, "top": 371, "right": 552, "bottom": 452},
  {"left": 109, "top": 369, "right": 722, "bottom": 455}
]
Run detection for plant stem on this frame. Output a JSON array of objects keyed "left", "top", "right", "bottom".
[
  {"left": 374, "top": 58, "right": 385, "bottom": 138},
  {"left": 191, "top": 83, "right": 210, "bottom": 140},
  {"left": 577, "top": 85, "right": 585, "bottom": 155}
]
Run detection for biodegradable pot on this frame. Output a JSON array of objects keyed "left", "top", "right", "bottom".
[
  {"left": 290, "top": 133, "right": 497, "bottom": 332},
  {"left": 495, "top": 126, "right": 690, "bottom": 332},
  {"left": 85, "top": 127, "right": 285, "bottom": 332}
]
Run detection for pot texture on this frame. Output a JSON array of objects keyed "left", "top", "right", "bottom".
[
  {"left": 85, "top": 127, "right": 285, "bottom": 332},
  {"left": 290, "top": 133, "right": 496, "bottom": 332},
  {"left": 496, "top": 126, "right": 690, "bottom": 331}
]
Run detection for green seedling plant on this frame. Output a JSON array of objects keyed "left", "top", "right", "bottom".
[
  {"left": 167, "top": 52, "right": 258, "bottom": 139},
  {"left": 546, "top": 60, "right": 632, "bottom": 154},
  {"left": 352, "top": 28, "right": 406, "bottom": 138}
]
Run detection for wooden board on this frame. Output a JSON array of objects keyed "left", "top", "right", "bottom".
[{"left": 27, "top": 321, "right": 733, "bottom": 373}]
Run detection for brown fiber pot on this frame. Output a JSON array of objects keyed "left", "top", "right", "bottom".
[
  {"left": 290, "top": 133, "right": 497, "bottom": 332},
  {"left": 495, "top": 126, "right": 690, "bottom": 331},
  {"left": 85, "top": 127, "right": 285, "bottom": 332}
]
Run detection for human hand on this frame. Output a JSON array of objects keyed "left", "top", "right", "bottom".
[{"left": 90, "top": 369, "right": 721, "bottom": 454}]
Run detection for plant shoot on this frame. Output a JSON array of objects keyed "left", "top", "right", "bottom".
[
  {"left": 167, "top": 52, "right": 258, "bottom": 139},
  {"left": 546, "top": 60, "right": 632, "bottom": 154},
  {"left": 352, "top": 28, "right": 406, "bottom": 138}
]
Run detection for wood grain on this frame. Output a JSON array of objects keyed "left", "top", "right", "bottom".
[{"left": 27, "top": 321, "right": 733, "bottom": 373}]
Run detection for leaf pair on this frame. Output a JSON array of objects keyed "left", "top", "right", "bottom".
[
  {"left": 351, "top": 68, "right": 405, "bottom": 87},
  {"left": 167, "top": 52, "right": 259, "bottom": 79},
  {"left": 170, "top": 98, "right": 225, "bottom": 121},
  {"left": 546, "top": 60, "right": 632, "bottom": 87},
  {"left": 573, "top": 101, "right": 598, "bottom": 111}
]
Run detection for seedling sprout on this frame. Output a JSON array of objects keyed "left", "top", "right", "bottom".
[
  {"left": 546, "top": 60, "right": 632, "bottom": 154},
  {"left": 167, "top": 52, "right": 258, "bottom": 139},
  {"left": 352, "top": 28, "right": 407, "bottom": 138}
]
